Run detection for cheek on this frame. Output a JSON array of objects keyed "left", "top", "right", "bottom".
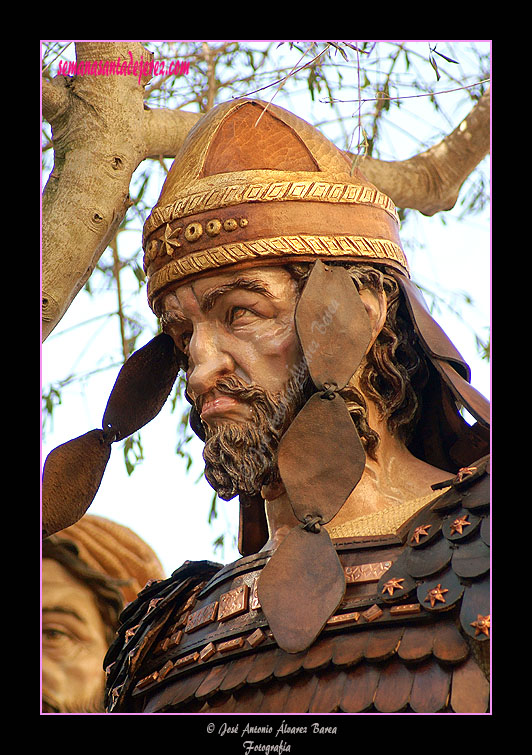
[
  {"left": 76, "top": 653, "right": 106, "bottom": 694},
  {"left": 270, "top": 323, "right": 302, "bottom": 366},
  {"left": 42, "top": 656, "right": 64, "bottom": 698},
  {"left": 247, "top": 319, "right": 303, "bottom": 389},
  {"left": 42, "top": 646, "right": 106, "bottom": 705}
]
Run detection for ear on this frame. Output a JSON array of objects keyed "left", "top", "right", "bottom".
[{"left": 358, "top": 286, "right": 387, "bottom": 353}]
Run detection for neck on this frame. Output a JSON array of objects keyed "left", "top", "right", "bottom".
[{"left": 260, "top": 400, "right": 451, "bottom": 552}]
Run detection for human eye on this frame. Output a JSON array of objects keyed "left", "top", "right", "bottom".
[
  {"left": 227, "top": 302, "right": 266, "bottom": 328},
  {"left": 43, "top": 627, "right": 68, "bottom": 642},
  {"left": 228, "top": 306, "right": 252, "bottom": 324},
  {"left": 42, "top": 623, "right": 76, "bottom": 649}
]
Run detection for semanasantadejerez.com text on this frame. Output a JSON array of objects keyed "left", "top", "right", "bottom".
[{"left": 57, "top": 53, "right": 189, "bottom": 83}]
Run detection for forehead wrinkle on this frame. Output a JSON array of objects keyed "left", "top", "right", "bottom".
[
  {"left": 199, "top": 278, "right": 275, "bottom": 313},
  {"left": 159, "top": 309, "right": 189, "bottom": 329},
  {"left": 157, "top": 282, "right": 201, "bottom": 324}
]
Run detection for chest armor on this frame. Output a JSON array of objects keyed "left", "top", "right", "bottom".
[{"left": 104, "top": 457, "right": 489, "bottom": 714}]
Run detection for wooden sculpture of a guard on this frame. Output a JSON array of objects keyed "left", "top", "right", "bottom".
[{"left": 43, "top": 99, "right": 490, "bottom": 714}]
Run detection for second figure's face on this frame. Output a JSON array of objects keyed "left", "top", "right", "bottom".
[{"left": 42, "top": 559, "right": 109, "bottom": 713}]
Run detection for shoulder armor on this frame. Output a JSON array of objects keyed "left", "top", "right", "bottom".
[
  {"left": 380, "top": 455, "right": 490, "bottom": 643},
  {"left": 103, "top": 559, "right": 221, "bottom": 712}
]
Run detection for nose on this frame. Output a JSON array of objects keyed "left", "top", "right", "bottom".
[{"left": 186, "top": 323, "right": 235, "bottom": 400}]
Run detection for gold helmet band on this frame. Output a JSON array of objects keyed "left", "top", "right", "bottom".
[{"left": 142, "top": 99, "right": 408, "bottom": 309}]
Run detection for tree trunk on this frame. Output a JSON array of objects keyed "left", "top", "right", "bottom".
[
  {"left": 41, "top": 41, "right": 202, "bottom": 341},
  {"left": 352, "top": 89, "right": 490, "bottom": 216}
]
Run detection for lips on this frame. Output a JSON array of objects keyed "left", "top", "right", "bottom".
[{"left": 199, "top": 394, "right": 252, "bottom": 422}]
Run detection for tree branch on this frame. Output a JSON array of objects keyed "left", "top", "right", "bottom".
[
  {"left": 142, "top": 107, "right": 201, "bottom": 158},
  {"left": 350, "top": 88, "right": 490, "bottom": 216},
  {"left": 42, "top": 43, "right": 205, "bottom": 341},
  {"left": 42, "top": 41, "right": 153, "bottom": 341}
]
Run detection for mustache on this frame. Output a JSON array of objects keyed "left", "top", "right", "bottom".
[
  {"left": 195, "top": 374, "right": 276, "bottom": 416},
  {"left": 200, "top": 371, "right": 312, "bottom": 500}
]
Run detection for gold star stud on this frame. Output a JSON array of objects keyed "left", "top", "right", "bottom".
[
  {"left": 450, "top": 514, "right": 471, "bottom": 535},
  {"left": 411, "top": 524, "right": 432, "bottom": 544},
  {"left": 162, "top": 223, "right": 182, "bottom": 255},
  {"left": 424, "top": 583, "right": 449, "bottom": 608},
  {"left": 470, "top": 614, "right": 490, "bottom": 637},
  {"left": 382, "top": 577, "right": 405, "bottom": 596}
]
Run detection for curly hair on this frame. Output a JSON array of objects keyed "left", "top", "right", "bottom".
[{"left": 287, "top": 262, "right": 430, "bottom": 459}]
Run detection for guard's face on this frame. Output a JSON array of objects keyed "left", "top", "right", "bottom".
[
  {"left": 159, "top": 266, "right": 304, "bottom": 425},
  {"left": 42, "top": 559, "right": 109, "bottom": 713},
  {"left": 159, "top": 266, "right": 307, "bottom": 499}
]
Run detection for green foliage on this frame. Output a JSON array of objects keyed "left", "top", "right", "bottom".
[
  {"left": 42, "top": 384, "right": 62, "bottom": 432},
  {"left": 123, "top": 434, "right": 144, "bottom": 476}
]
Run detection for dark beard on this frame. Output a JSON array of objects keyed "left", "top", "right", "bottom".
[{"left": 200, "top": 371, "right": 310, "bottom": 500}]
